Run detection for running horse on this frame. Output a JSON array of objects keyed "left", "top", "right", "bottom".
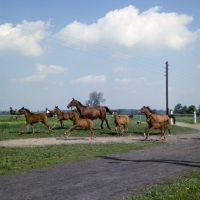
[
  {"left": 138, "top": 106, "right": 175, "bottom": 140},
  {"left": 67, "top": 98, "right": 112, "bottom": 130},
  {"left": 65, "top": 110, "right": 95, "bottom": 139},
  {"left": 51, "top": 106, "right": 71, "bottom": 129},
  {"left": 112, "top": 111, "right": 133, "bottom": 136},
  {"left": 18, "top": 107, "right": 52, "bottom": 135}
]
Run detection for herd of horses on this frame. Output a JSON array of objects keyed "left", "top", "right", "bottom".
[{"left": 10, "top": 98, "right": 176, "bottom": 140}]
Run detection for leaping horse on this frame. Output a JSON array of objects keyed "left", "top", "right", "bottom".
[{"left": 67, "top": 98, "right": 112, "bottom": 130}]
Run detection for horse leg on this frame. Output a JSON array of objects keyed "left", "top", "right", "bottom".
[
  {"left": 51, "top": 119, "right": 60, "bottom": 129},
  {"left": 19, "top": 123, "right": 29, "bottom": 135},
  {"left": 100, "top": 119, "right": 104, "bottom": 129},
  {"left": 30, "top": 124, "right": 35, "bottom": 135},
  {"left": 145, "top": 127, "right": 154, "bottom": 140},
  {"left": 89, "top": 127, "right": 95, "bottom": 139},
  {"left": 115, "top": 126, "right": 119, "bottom": 135},
  {"left": 105, "top": 119, "right": 111, "bottom": 130},
  {"left": 120, "top": 125, "right": 124, "bottom": 136},
  {"left": 65, "top": 124, "right": 78, "bottom": 137},
  {"left": 41, "top": 121, "right": 52, "bottom": 133}
]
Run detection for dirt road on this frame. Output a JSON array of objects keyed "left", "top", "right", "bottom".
[{"left": 0, "top": 123, "right": 200, "bottom": 200}]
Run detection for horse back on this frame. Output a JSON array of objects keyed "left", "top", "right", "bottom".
[{"left": 26, "top": 113, "right": 47, "bottom": 123}]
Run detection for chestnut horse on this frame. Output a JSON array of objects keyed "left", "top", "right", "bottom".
[
  {"left": 138, "top": 106, "right": 174, "bottom": 140},
  {"left": 51, "top": 106, "right": 71, "bottom": 129},
  {"left": 112, "top": 111, "right": 133, "bottom": 136},
  {"left": 65, "top": 110, "right": 95, "bottom": 139},
  {"left": 67, "top": 98, "right": 112, "bottom": 130},
  {"left": 18, "top": 107, "right": 52, "bottom": 135}
]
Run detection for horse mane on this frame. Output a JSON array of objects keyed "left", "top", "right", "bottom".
[
  {"left": 146, "top": 106, "right": 155, "bottom": 114},
  {"left": 77, "top": 100, "right": 87, "bottom": 107},
  {"left": 24, "top": 108, "right": 32, "bottom": 114}
]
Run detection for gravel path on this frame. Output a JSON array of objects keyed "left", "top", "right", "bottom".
[{"left": 0, "top": 123, "right": 200, "bottom": 200}]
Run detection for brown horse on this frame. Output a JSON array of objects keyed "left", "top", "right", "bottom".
[
  {"left": 18, "top": 107, "right": 52, "bottom": 135},
  {"left": 65, "top": 110, "right": 95, "bottom": 139},
  {"left": 138, "top": 106, "right": 173, "bottom": 140},
  {"left": 112, "top": 111, "right": 133, "bottom": 135},
  {"left": 67, "top": 98, "right": 112, "bottom": 130},
  {"left": 51, "top": 106, "right": 71, "bottom": 129}
]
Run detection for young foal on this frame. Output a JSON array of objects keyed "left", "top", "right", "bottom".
[
  {"left": 65, "top": 110, "right": 95, "bottom": 139},
  {"left": 51, "top": 106, "right": 71, "bottom": 129},
  {"left": 18, "top": 107, "right": 52, "bottom": 135},
  {"left": 112, "top": 111, "right": 133, "bottom": 136}
]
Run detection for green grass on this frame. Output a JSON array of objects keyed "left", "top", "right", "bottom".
[
  {"left": 0, "top": 116, "right": 198, "bottom": 141},
  {"left": 0, "top": 142, "right": 161, "bottom": 175},
  {"left": 127, "top": 169, "right": 200, "bottom": 200}
]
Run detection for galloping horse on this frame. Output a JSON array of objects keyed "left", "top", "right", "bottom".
[
  {"left": 65, "top": 110, "right": 95, "bottom": 139},
  {"left": 112, "top": 111, "right": 133, "bottom": 136},
  {"left": 51, "top": 106, "right": 71, "bottom": 129},
  {"left": 67, "top": 98, "right": 112, "bottom": 130},
  {"left": 18, "top": 107, "right": 52, "bottom": 135},
  {"left": 138, "top": 106, "right": 175, "bottom": 140}
]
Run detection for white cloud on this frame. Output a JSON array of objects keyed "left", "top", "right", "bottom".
[
  {"left": 11, "top": 75, "right": 46, "bottom": 83},
  {"left": 36, "top": 64, "right": 68, "bottom": 74},
  {"left": 0, "top": 20, "right": 50, "bottom": 56},
  {"left": 54, "top": 5, "right": 199, "bottom": 51},
  {"left": 70, "top": 75, "right": 106, "bottom": 84},
  {"left": 112, "top": 66, "right": 128, "bottom": 72},
  {"left": 115, "top": 77, "right": 146, "bottom": 85}
]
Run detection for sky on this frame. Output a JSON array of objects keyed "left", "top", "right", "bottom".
[{"left": 0, "top": 0, "right": 200, "bottom": 112}]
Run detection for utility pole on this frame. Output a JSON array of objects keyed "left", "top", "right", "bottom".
[{"left": 165, "top": 61, "right": 169, "bottom": 115}]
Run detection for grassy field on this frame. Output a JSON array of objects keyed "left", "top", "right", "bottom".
[
  {"left": 0, "top": 115, "right": 198, "bottom": 141},
  {"left": 1, "top": 115, "right": 200, "bottom": 199}
]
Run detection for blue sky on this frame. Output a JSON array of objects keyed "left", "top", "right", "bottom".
[{"left": 0, "top": 0, "right": 199, "bottom": 111}]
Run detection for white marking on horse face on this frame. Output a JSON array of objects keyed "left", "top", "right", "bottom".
[{"left": 47, "top": 110, "right": 50, "bottom": 114}]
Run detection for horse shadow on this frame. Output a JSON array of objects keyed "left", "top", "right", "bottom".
[{"left": 98, "top": 155, "right": 200, "bottom": 168}]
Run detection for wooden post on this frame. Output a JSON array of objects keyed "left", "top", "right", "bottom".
[{"left": 194, "top": 111, "right": 196, "bottom": 124}]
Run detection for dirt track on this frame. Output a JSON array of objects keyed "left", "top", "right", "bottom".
[{"left": 0, "top": 123, "right": 200, "bottom": 200}]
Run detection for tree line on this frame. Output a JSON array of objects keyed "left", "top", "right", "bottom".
[{"left": 173, "top": 103, "right": 200, "bottom": 115}]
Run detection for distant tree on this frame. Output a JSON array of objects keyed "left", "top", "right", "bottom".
[
  {"left": 85, "top": 91, "right": 106, "bottom": 106},
  {"left": 181, "top": 105, "right": 188, "bottom": 114},
  {"left": 174, "top": 103, "right": 182, "bottom": 113},
  {"left": 187, "top": 105, "right": 196, "bottom": 114}
]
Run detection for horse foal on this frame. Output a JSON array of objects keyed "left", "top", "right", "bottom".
[
  {"left": 18, "top": 107, "right": 52, "bottom": 135},
  {"left": 65, "top": 111, "right": 95, "bottom": 139},
  {"left": 112, "top": 111, "right": 133, "bottom": 136}
]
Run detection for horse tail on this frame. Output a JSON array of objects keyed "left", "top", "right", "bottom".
[
  {"left": 128, "top": 115, "right": 133, "bottom": 118},
  {"left": 104, "top": 106, "right": 112, "bottom": 115},
  {"left": 168, "top": 114, "right": 176, "bottom": 124}
]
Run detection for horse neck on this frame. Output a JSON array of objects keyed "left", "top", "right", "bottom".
[
  {"left": 74, "top": 101, "right": 84, "bottom": 114},
  {"left": 55, "top": 109, "right": 62, "bottom": 117},
  {"left": 144, "top": 109, "right": 152, "bottom": 118},
  {"left": 23, "top": 110, "right": 31, "bottom": 118}
]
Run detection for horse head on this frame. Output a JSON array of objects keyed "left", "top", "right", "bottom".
[
  {"left": 138, "top": 106, "right": 147, "bottom": 114},
  {"left": 112, "top": 111, "right": 118, "bottom": 117},
  {"left": 67, "top": 98, "right": 77, "bottom": 109},
  {"left": 18, "top": 107, "right": 26, "bottom": 115}
]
